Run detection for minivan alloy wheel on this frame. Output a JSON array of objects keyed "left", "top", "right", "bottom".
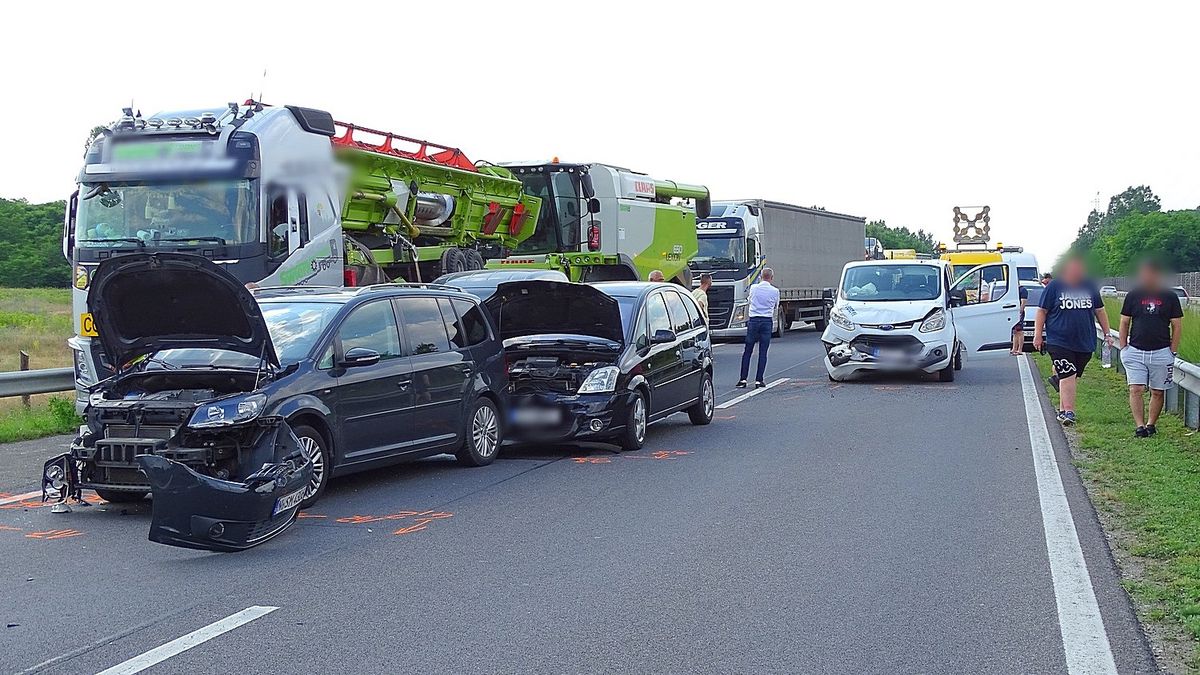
[
  {"left": 299, "top": 435, "right": 324, "bottom": 499},
  {"left": 472, "top": 404, "right": 499, "bottom": 458},
  {"left": 633, "top": 397, "right": 646, "bottom": 443}
]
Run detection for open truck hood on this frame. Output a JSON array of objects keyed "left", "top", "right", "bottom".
[
  {"left": 88, "top": 253, "right": 278, "bottom": 369},
  {"left": 484, "top": 280, "right": 624, "bottom": 345}
]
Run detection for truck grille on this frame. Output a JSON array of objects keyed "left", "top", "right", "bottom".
[{"left": 706, "top": 286, "right": 735, "bottom": 329}]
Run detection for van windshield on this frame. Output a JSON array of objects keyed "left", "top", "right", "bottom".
[{"left": 842, "top": 265, "right": 941, "bottom": 301}]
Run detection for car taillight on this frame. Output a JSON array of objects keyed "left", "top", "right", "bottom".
[{"left": 343, "top": 268, "right": 358, "bottom": 287}]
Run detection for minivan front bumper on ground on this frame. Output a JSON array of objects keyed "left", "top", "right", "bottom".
[{"left": 821, "top": 322, "right": 952, "bottom": 379}]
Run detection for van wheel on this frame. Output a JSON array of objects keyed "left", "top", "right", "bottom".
[
  {"left": 95, "top": 489, "right": 146, "bottom": 503},
  {"left": 456, "top": 398, "right": 501, "bottom": 467},
  {"left": 620, "top": 391, "right": 647, "bottom": 451},
  {"left": 953, "top": 347, "right": 963, "bottom": 371},
  {"left": 294, "top": 424, "right": 330, "bottom": 509},
  {"left": 938, "top": 363, "right": 956, "bottom": 382},
  {"left": 687, "top": 373, "right": 715, "bottom": 425}
]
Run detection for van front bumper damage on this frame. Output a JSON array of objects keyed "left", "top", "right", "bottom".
[
  {"left": 823, "top": 335, "right": 951, "bottom": 378},
  {"left": 41, "top": 420, "right": 312, "bottom": 552}
]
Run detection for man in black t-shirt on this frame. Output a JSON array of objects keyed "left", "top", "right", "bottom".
[{"left": 1119, "top": 260, "right": 1184, "bottom": 437}]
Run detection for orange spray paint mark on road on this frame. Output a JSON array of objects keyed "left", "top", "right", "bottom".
[
  {"left": 296, "top": 512, "right": 327, "bottom": 519},
  {"left": 25, "top": 529, "right": 83, "bottom": 540},
  {"left": 333, "top": 510, "right": 454, "bottom": 536},
  {"left": 571, "top": 457, "right": 612, "bottom": 464}
]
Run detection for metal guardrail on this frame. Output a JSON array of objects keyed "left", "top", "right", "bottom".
[
  {"left": 1098, "top": 328, "right": 1200, "bottom": 430},
  {"left": 0, "top": 367, "right": 75, "bottom": 398}
]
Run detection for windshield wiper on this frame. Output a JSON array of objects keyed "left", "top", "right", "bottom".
[
  {"left": 156, "top": 237, "right": 228, "bottom": 245},
  {"left": 80, "top": 237, "right": 146, "bottom": 247}
]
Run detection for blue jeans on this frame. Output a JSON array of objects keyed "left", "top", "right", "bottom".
[{"left": 740, "top": 316, "right": 773, "bottom": 382}]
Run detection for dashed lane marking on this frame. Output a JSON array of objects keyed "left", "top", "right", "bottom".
[
  {"left": 0, "top": 491, "right": 41, "bottom": 506},
  {"left": 95, "top": 605, "right": 279, "bottom": 675},
  {"left": 715, "top": 378, "right": 789, "bottom": 409}
]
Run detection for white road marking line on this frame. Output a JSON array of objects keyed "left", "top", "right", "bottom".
[
  {"left": 95, "top": 606, "right": 279, "bottom": 675},
  {"left": 1018, "top": 357, "right": 1117, "bottom": 675},
  {"left": 0, "top": 490, "right": 41, "bottom": 505},
  {"left": 715, "top": 378, "right": 788, "bottom": 409}
]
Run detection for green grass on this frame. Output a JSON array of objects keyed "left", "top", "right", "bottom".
[
  {"left": 0, "top": 287, "right": 72, "bottom": 371},
  {"left": 1103, "top": 296, "right": 1200, "bottom": 363},
  {"left": 1034, "top": 353, "right": 1200, "bottom": 669},
  {"left": 0, "top": 395, "right": 79, "bottom": 443}
]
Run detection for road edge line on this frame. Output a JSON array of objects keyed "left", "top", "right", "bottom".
[
  {"left": 1018, "top": 356, "right": 1117, "bottom": 674},
  {"left": 715, "top": 377, "right": 788, "bottom": 409},
  {"left": 95, "top": 605, "right": 279, "bottom": 675}
]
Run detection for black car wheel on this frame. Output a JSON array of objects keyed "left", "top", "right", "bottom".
[
  {"left": 95, "top": 489, "right": 146, "bottom": 503},
  {"left": 619, "top": 391, "right": 648, "bottom": 451},
  {"left": 687, "top": 372, "right": 714, "bottom": 425},
  {"left": 457, "top": 397, "right": 501, "bottom": 467},
  {"left": 294, "top": 424, "right": 330, "bottom": 509}
]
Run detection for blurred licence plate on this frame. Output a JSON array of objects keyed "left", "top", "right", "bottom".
[
  {"left": 273, "top": 487, "right": 306, "bottom": 516},
  {"left": 871, "top": 347, "right": 907, "bottom": 361},
  {"left": 512, "top": 407, "right": 562, "bottom": 428}
]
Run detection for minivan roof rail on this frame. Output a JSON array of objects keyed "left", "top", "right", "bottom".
[{"left": 354, "top": 282, "right": 463, "bottom": 293}]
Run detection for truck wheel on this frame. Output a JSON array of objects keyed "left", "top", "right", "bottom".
[
  {"left": 619, "top": 391, "right": 648, "bottom": 451},
  {"left": 814, "top": 317, "right": 828, "bottom": 331},
  {"left": 464, "top": 249, "right": 485, "bottom": 271},
  {"left": 687, "top": 372, "right": 715, "bottom": 425},
  {"left": 294, "top": 424, "right": 331, "bottom": 509},
  {"left": 772, "top": 308, "right": 784, "bottom": 338},
  {"left": 456, "top": 397, "right": 501, "bottom": 467},
  {"left": 440, "top": 248, "right": 467, "bottom": 275},
  {"left": 95, "top": 489, "right": 146, "bottom": 503}
]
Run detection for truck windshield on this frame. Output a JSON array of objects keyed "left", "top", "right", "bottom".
[
  {"left": 77, "top": 179, "right": 258, "bottom": 249},
  {"left": 693, "top": 236, "right": 745, "bottom": 269},
  {"left": 843, "top": 264, "right": 942, "bottom": 301},
  {"left": 513, "top": 171, "right": 582, "bottom": 254}
]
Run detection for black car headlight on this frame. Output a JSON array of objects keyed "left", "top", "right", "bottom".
[{"left": 188, "top": 393, "right": 267, "bottom": 429}]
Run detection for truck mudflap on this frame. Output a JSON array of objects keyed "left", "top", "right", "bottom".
[{"left": 136, "top": 453, "right": 312, "bottom": 553}]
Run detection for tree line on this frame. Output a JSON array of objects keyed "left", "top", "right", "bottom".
[
  {"left": 866, "top": 220, "right": 937, "bottom": 254},
  {"left": 1067, "top": 185, "right": 1200, "bottom": 275},
  {"left": 0, "top": 198, "right": 70, "bottom": 287}
]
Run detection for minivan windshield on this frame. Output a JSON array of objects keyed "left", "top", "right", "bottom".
[{"left": 842, "top": 265, "right": 942, "bottom": 301}]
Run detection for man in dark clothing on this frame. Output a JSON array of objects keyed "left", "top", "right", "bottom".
[
  {"left": 1119, "top": 260, "right": 1184, "bottom": 437},
  {"left": 1033, "top": 256, "right": 1112, "bottom": 425}
]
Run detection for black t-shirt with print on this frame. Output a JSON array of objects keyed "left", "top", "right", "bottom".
[{"left": 1121, "top": 289, "right": 1183, "bottom": 351}]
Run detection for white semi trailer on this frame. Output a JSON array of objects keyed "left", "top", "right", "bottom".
[{"left": 690, "top": 200, "right": 865, "bottom": 338}]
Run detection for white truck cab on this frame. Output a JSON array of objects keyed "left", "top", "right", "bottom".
[{"left": 822, "top": 259, "right": 1020, "bottom": 382}]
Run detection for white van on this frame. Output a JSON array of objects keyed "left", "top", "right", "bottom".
[{"left": 822, "top": 259, "right": 1022, "bottom": 382}]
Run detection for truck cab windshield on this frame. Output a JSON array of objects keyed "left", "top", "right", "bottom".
[
  {"left": 693, "top": 236, "right": 745, "bottom": 270},
  {"left": 513, "top": 171, "right": 582, "bottom": 255},
  {"left": 77, "top": 179, "right": 258, "bottom": 249}
]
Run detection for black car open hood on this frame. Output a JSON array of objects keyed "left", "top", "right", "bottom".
[
  {"left": 484, "top": 281, "right": 624, "bottom": 345},
  {"left": 88, "top": 253, "right": 278, "bottom": 369}
]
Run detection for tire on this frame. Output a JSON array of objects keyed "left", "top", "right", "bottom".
[
  {"left": 687, "top": 372, "right": 715, "bottom": 425},
  {"left": 463, "top": 249, "right": 485, "bottom": 271},
  {"left": 953, "top": 346, "right": 963, "bottom": 371},
  {"left": 95, "top": 489, "right": 147, "bottom": 503},
  {"left": 619, "top": 391, "right": 648, "bottom": 451},
  {"left": 456, "top": 398, "right": 501, "bottom": 467},
  {"left": 293, "top": 424, "right": 330, "bottom": 509},
  {"left": 938, "top": 362, "right": 956, "bottom": 382},
  {"left": 814, "top": 317, "right": 828, "bottom": 331},
  {"left": 772, "top": 309, "right": 784, "bottom": 338},
  {"left": 439, "top": 247, "right": 467, "bottom": 276}
]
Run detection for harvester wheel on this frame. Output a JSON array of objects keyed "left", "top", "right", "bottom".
[
  {"left": 464, "top": 249, "right": 485, "bottom": 271},
  {"left": 440, "top": 248, "right": 467, "bottom": 275}
]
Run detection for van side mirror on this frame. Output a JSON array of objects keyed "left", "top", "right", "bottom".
[
  {"left": 340, "top": 347, "right": 381, "bottom": 367},
  {"left": 949, "top": 290, "right": 968, "bottom": 307},
  {"left": 651, "top": 329, "right": 676, "bottom": 344}
]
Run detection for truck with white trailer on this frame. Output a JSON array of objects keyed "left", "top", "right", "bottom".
[{"left": 689, "top": 200, "right": 865, "bottom": 338}]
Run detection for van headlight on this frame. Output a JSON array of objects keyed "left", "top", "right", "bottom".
[
  {"left": 578, "top": 366, "right": 620, "bottom": 394},
  {"left": 919, "top": 308, "right": 947, "bottom": 333},
  {"left": 830, "top": 308, "right": 855, "bottom": 331},
  {"left": 189, "top": 393, "right": 267, "bottom": 428}
]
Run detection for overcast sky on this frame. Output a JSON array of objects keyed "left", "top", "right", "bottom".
[{"left": 3, "top": 1, "right": 1196, "bottom": 266}]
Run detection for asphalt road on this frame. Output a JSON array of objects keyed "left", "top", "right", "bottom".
[{"left": 0, "top": 327, "right": 1159, "bottom": 674}]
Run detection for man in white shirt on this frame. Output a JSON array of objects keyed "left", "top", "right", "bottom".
[
  {"left": 738, "top": 268, "right": 780, "bottom": 388},
  {"left": 691, "top": 273, "right": 712, "bottom": 324}
]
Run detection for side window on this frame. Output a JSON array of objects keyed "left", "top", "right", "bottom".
[
  {"left": 297, "top": 193, "right": 310, "bottom": 245},
  {"left": 268, "top": 190, "right": 289, "bottom": 258},
  {"left": 952, "top": 264, "right": 1009, "bottom": 305},
  {"left": 317, "top": 344, "right": 334, "bottom": 370},
  {"left": 675, "top": 290, "right": 703, "bottom": 329},
  {"left": 663, "top": 291, "right": 692, "bottom": 334},
  {"left": 337, "top": 301, "right": 402, "bottom": 359},
  {"left": 633, "top": 309, "right": 649, "bottom": 349},
  {"left": 451, "top": 298, "right": 489, "bottom": 347},
  {"left": 397, "top": 297, "right": 452, "bottom": 355},
  {"left": 646, "top": 293, "right": 672, "bottom": 336}
]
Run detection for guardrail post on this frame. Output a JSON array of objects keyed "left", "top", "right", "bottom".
[
  {"left": 19, "top": 351, "right": 30, "bottom": 409},
  {"left": 1166, "top": 382, "right": 1179, "bottom": 414},
  {"left": 1188, "top": 389, "right": 1200, "bottom": 430}
]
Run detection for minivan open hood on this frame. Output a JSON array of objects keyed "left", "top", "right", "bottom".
[
  {"left": 484, "top": 281, "right": 624, "bottom": 345},
  {"left": 88, "top": 252, "right": 278, "bottom": 369}
]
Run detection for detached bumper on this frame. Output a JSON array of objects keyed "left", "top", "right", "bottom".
[
  {"left": 137, "top": 453, "right": 311, "bottom": 553},
  {"left": 507, "top": 391, "right": 634, "bottom": 444}
]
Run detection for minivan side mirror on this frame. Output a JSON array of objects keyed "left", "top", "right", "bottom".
[
  {"left": 651, "top": 329, "right": 677, "bottom": 344},
  {"left": 949, "top": 290, "right": 968, "bottom": 307},
  {"left": 340, "top": 347, "right": 381, "bottom": 367}
]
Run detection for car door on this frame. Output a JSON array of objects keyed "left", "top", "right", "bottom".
[
  {"left": 395, "top": 296, "right": 468, "bottom": 451},
  {"left": 642, "top": 291, "right": 685, "bottom": 415},
  {"left": 663, "top": 290, "right": 702, "bottom": 407},
  {"left": 332, "top": 299, "right": 415, "bottom": 464},
  {"left": 950, "top": 261, "right": 1021, "bottom": 362}
]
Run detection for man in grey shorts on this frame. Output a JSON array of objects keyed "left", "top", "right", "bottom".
[{"left": 1119, "top": 259, "right": 1184, "bottom": 437}]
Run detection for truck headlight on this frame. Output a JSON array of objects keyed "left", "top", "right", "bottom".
[
  {"left": 189, "top": 393, "right": 267, "bottom": 428},
  {"left": 73, "top": 348, "right": 93, "bottom": 384},
  {"left": 578, "top": 366, "right": 620, "bottom": 394},
  {"left": 919, "top": 308, "right": 947, "bottom": 333},
  {"left": 830, "top": 308, "right": 855, "bottom": 331},
  {"left": 730, "top": 303, "right": 748, "bottom": 325}
]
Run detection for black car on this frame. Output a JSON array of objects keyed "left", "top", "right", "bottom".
[
  {"left": 486, "top": 280, "right": 714, "bottom": 450},
  {"left": 43, "top": 253, "right": 506, "bottom": 551}
]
